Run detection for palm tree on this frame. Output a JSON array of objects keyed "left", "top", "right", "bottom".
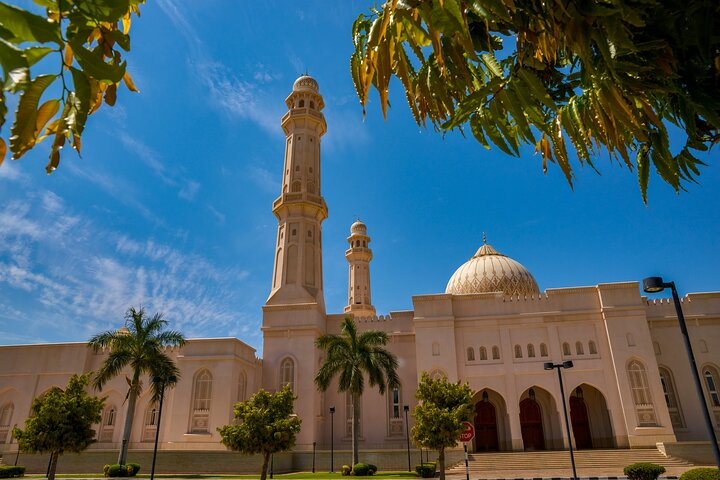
[
  {"left": 315, "top": 317, "right": 400, "bottom": 466},
  {"left": 88, "top": 307, "right": 186, "bottom": 465}
]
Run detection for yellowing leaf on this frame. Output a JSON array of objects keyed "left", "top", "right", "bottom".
[
  {"left": 9, "top": 74, "right": 56, "bottom": 160},
  {"left": 104, "top": 83, "right": 117, "bottom": 106},
  {"left": 122, "top": 71, "right": 139, "bottom": 93},
  {"left": 0, "top": 138, "right": 6, "bottom": 166},
  {"left": 35, "top": 98, "right": 60, "bottom": 137}
]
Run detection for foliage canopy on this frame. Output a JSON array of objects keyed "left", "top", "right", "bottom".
[
  {"left": 315, "top": 317, "right": 400, "bottom": 466},
  {"left": 88, "top": 306, "right": 185, "bottom": 465},
  {"left": 218, "top": 386, "right": 302, "bottom": 480},
  {"left": 351, "top": 0, "right": 720, "bottom": 201},
  {"left": 411, "top": 372, "right": 473, "bottom": 480},
  {"left": 13, "top": 373, "right": 105, "bottom": 480},
  {"left": 0, "top": 0, "right": 142, "bottom": 172}
]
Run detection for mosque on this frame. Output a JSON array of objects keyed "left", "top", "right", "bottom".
[{"left": 1, "top": 75, "right": 719, "bottom": 464}]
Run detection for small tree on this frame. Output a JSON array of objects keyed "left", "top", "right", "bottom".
[
  {"left": 13, "top": 374, "right": 104, "bottom": 480},
  {"left": 411, "top": 372, "right": 473, "bottom": 480},
  {"left": 218, "top": 386, "right": 301, "bottom": 480}
]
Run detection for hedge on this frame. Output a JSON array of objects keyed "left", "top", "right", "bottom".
[
  {"left": 624, "top": 463, "right": 666, "bottom": 480},
  {"left": 416, "top": 462, "right": 437, "bottom": 478},
  {"left": 0, "top": 466, "right": 25, "bottom": 478},
  {"left": 103, "top": 463, "right": 141, "bottom": 477},
  {"left": 352, "top": 463, "right": 377, "bottom": 476},
  {"left": 679, "top": 468, "right": 720, "bottom": 480}
]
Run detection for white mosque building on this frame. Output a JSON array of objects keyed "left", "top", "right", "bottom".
[{"left": 1, "top": 75, "right": 719, "bottom": 468}]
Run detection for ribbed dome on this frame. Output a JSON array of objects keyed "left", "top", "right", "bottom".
[
  {"left": 350, "top": 219, "right": 367, "bottom": 235},
  {"left": 445, "top": 241, "right": 540, "bottom": 296},
  {"left": 293, "top": 74, "right": 319, "bottom": 93}
]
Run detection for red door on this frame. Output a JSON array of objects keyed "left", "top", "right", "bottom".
[
  {"left": 520, "top": 398, "right": 545, "bottom": 451},
  {"left": 474, "top": 400, "right": 499, "bottom": 451},
  {"left": 570, "top": 395, "right": 593, "bottom": 449}
]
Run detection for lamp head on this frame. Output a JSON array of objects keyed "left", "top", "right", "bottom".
[
  {"left": 329, "top": 406, "right": 335, "bottom": 413},
  {"left": 403, "top": 405, "right": 409, "bottom": 412},
  {"left": 544, "top": 362, "right": 554, "bottom": 370},
  {"left": 562, "top": 360, "right": 574, "bottom": 369},
  {"left": 643, "top": 276, "right": 667, "bottom": 293}
]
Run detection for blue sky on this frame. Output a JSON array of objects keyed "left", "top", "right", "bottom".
[{"left": 1, "top": 0, "right": 718, "bottom": 354}]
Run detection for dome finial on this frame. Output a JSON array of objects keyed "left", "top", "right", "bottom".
[{"left": 483, "top": 232, "right": 487, "bottom": 245}]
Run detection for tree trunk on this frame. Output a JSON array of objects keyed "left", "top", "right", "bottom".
[
  {"left": 118, "top": 376, "right": 139, "bottom": 465},
  {"left": 351, "top": 392, "right": 360, "bottom": 466},
  {"left": 48, "top": 451, "right": 59, "bottom": 480},
  {"left": 260, "top": 452, "right": 270, "bottom": 480},
  {"left": 438, "top": 447, "right": 445, "bottom": 480}
]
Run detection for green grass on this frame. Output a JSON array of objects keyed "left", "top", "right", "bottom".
[{"left": 27, "top": 472, "right": 418, "bottom": 480}]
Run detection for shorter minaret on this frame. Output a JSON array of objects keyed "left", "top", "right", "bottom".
[{"left": 344, "top": 220, "right": 376, "bottom": 317}]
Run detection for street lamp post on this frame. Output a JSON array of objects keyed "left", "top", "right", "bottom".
[
  {"left": 329, "top": 406, "right": 335, "bottom": 473},
  {"left": 544, "top": 361, "right": 577, "bottom": 480},
  {"left": 643, "top": 277, "right": 720, "bottom": 468},
  {"left": 150, "top": 375, "right": 176, "bottom": 480},
  {"left": 403, "top": 405, "right": 411, "bottom": 472}
]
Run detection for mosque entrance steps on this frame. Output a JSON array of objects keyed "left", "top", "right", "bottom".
[{"left": 446, "top": 448, "right": 695, "bottom": 478}]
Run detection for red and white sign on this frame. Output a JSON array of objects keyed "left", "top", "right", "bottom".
[{"left": 459, "top": 421, "right": 475, "bottom": 442}]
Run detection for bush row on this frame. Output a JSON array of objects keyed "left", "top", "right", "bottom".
[
  {"left": 103, "top": 463, "right": 141, "bottom": 477},
  {"left": 0, "top": 466, "right": 25, "bottom": 478},
  {"left": 680, "top": 468, "right": 720, "bottom": 480},
  {"left": 340, "top": 463, "right": 378, "bottom": 476}
]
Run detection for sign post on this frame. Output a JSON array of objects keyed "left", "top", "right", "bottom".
[{"left": 459, "top": 421, "right": 475, "bottom": 480}]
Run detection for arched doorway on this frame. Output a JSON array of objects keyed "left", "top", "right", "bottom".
[
  {"left": 520, "top": 389, "right": 545, "bottom": 451},
  {"left": 569, "top": 384, "right": 614, "bottom": 448},
  {"left": 570, "top": 388, "right": 592, "bottom": 449},
  {"left": 474, "top": 391, "right": 499, "bottom": 451}
]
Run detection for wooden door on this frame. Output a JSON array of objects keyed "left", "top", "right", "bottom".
[
  {"left": 570, "top": 395, "right": 593, "bottom": 449},
  {"left": 520, "top": 398, "right": 545, "bottom": 451},
  {"left": 474, "top": 400, "right": 499, "bottom": 451}
]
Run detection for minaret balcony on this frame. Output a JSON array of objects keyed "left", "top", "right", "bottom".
[{"left": 273, "top": 191, "right": 328, "bottom": 214}]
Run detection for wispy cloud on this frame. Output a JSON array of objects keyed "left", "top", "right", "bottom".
[
  {"left": 0, "top": 190, "right": 254, "bottom": 343},
  {"left": 248, "top": 165, "right": 280, "bottom": 194}
]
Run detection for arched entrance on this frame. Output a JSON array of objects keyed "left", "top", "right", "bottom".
[
  {"left": 569, "top": 384, "right": 614, "bottom": 449},
  {"left": 474, "top": 391, "right": 499, "bottom": 451},
  {"left": 570, "top": 388, "right": 592, "bottom": 449},
  {"left": 520, "top": 389, "right": 545, "bottom": 451}
]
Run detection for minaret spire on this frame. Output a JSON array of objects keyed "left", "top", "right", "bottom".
[
  {"left": 344, "top": 219, "right": 376, "bottom": 318},
  {"left": 265, "top": 74, "right": 328, "bottom": 308}
]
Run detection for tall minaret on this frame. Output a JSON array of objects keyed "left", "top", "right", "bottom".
[
  {"left": 265, "top": 74, "right": 328, "bottom": 308},
  {"left": 344, "top": 220, "right": 376, "bottom": 317},
  {"left": 262, "top": 75, "right": 328, "bottom": 449}
]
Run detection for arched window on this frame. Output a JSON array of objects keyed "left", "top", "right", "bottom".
[
  {"left": 479, "top": 346, "right": 488, "bottom": 361},
  {"left": 299, "top": 99, "right": 305, "bottom": 108},
  {"left": 466, "top": 347, "right": 475, "bottom": 362},
  {"left": 142, "top": 403, "right": 158, "bottom": 442},
  {"left": 627, "top": 360, "right": 657, "bottom": 426},
  {"left": 492, "top": 346, "right": 500, "bottom": 360},
  {"left": 280, "top": 358, "right": 295, "bottom": 391},
  {"left": 562, "top": 342, "right": 571, "bottom": 356},
  {"left": 190, "top": 369, "right": 213, "bottom": 433},
  {"left": 527, "top": 344, "right": 535, "bottom": 358},
  {"left": 589, "top": 341, "right": 598, "bottom": 355},
  {"left": 429, "top": 369, "right": 447, "bottom": 380},
  {"left": 659, "top": 367, "right": 685, "bottom": 428},
  {"left": 514, "top": 345, "right": 523, "bottom": 358},
  {"left": 291, "top": 180, "right": 301, "bottom": 192},
  {"left": 540, "top": 343, "right": 548, "bottom": 357},
  {"left": 627, "top": 333, "right": 636, "bottom": 347},
  {"left": 99, "top": 405, "right": 116, "bottom": 442},
  {"left": 576, "top": 341, "right": 584, "bottom": 355},
  {"left": 390, "top": 387, "right": 400, "bottom": 419},
  {"left": 310, "top": 101, "right": 315, "bottom": 109},
  {"left": 432, "top": 342, "right": 440, "bottom": 356},
  {"left": 703, "top": 366, "right": 720, "bottom": 407},
  {"left": 0, "top": 402, "right": 14, "bottom": 444}
]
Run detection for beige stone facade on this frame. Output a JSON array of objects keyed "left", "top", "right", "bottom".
[{"left": 1, "top": 76, "right": 720, "bottom": 458}]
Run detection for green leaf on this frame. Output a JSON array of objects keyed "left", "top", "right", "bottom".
[
  {"left": 25, "top": 45, "right": 54, "bottom": 66},
  {"left": 70, "top": 67, "right": 91, "bottom": 136},
  {"left": 77, "top": 0, "right": 131, "bottom": 23},
  {"left": 9, "top": 73, "right": 56, "bottom": 159},
  {"left": 70, "top": 39, "right": 126, "bottom": 83},
  {"left": 0, "top": 3, "right": 62, "bottom": 45}
]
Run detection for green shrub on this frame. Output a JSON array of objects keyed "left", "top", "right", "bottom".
[
  {"left": 680, "top": 468, "right": 720, "bottom": 480},
  {"left": 624, "top": 463, "right": 666, "bottom": 480},
  {"left": 0, "top": 466, "right": 26, "bottom": 478},
  {"left": 352, "top": 463, "right": 374, "bottom": 476},
  {"left": 367, "top": 464, "right": 377, "bottom": 475},
  {"left": 103, "top": 463, "right": 140, "bottom": 477},
  {"left": 415, "top": 462, "right": 437, "bottom": 478},
  {"left": 341, "top": 465, "right": 352, "bottom": 476}
]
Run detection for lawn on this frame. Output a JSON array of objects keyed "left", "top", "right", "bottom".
[{"left": 27, "top": 472, "right": 419, "bottom": 479}]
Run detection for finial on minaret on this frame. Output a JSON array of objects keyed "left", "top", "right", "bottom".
[{"left": 483, "top": 232, "right": 487, "bottom": 245}]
